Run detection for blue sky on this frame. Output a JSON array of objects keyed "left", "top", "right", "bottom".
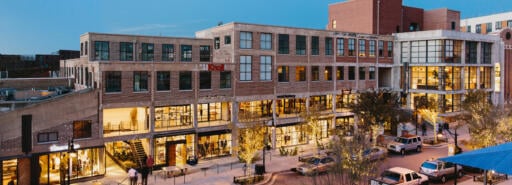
[{"left": 1, "top": 0, "right": 510, "bottom": 54}]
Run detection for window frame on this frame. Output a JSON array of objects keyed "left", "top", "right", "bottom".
[
  {"left": 220, "top": 71, "right": 232, "bottom": 89},
  {"left": 296, "top": 35, "right": 306, "bottom": 55},
  {"left": 199, "top": 71, "right": 212, "bottom": 89},
  {"left": 94, "top": 41, "right": 109, "bottom": 60},
  {"left": 181, "top": 45, "right": 193, "bottom": 62},
  {"left": 156, "top": 71, "right": 171, "bottom": 91},
  {"left": 325, "top": 37, "right": 333, "bottom": 55},
  {"left": 311, "top": 36, "right": 319, "bottom": 55},
  {"left": 358, "top": 39, "right": 366, "bottom": 57},
  {"left": 278, "top": 34, "right": 289, "bottom": 54},
  {"left": 162, "top": 44, "right": 175, "bottom": 61},
  {"left": 73, "top": 120, "right": 92, "bottom": 139},
  {"left": 200, "top": 45, "right": 211, "bottom": 62},
  {"left": 37, "top": 132, "right": 58, "bottom": 143},
  {"left": 179, "top": 71, "right": 193, "bottom": 90},
  {"left": 240, "top": 31, "right": 253, "bottom": 49},
  {"left": 133, "top": 71, "right": 149, "bottom": 92},
  {"left": 240, "top": 56, "right": 252, "bottom": 81},
  {"left": 278, "top": 66, "right": 289, "bottom": 82},
  {"left": 120, "top": 42, "right": 133, "bottom": 61},
  {"left": 105, "top": 71, "right": 121, "bottom": 92},
  {"left": 311, "top": 66, "right": 320, "bottom": 81},
  {"left": 348, "top": 39, "right": 355, "bottom": 56},
  {"left": 141, "top": 43, "right": 154, "bottom": 61},
  {"left": 260, "top": 33, "right": 272, "bottom": 50},
  {"left": 336, "top": 38, "right": 344, "bottom": 56},
  {"left": 260, "top": 56, "right": 272, "bottom": 81}
]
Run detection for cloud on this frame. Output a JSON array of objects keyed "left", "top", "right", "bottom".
[{"left": 115, "top": 24, "right": 178, "bottom": 33}]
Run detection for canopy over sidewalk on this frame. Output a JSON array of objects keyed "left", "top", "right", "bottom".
[{"left": 439, "top": 142, "right": 512, "bottom": 175}]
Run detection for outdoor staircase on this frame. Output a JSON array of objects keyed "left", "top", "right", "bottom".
[{"left": 129, "top": 140, "right": 146, "bottom": 168}]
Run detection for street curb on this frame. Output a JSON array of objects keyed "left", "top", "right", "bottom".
[{"left": 256, "top": 170, "right": 293, "bottom": 185}]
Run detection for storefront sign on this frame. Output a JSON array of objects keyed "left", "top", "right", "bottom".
[{"left": 49, "top": 143, "right": 81, "bottom": 152}]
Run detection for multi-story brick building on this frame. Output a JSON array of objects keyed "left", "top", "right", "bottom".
[{"left": 327, "top": 0, "right": 460, "bottom": 34}]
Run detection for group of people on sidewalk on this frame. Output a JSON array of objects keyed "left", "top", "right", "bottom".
[{"left": 128, "top": 155, "right": 154, "bottom": 185}]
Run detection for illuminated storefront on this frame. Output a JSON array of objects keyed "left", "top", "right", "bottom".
[
  {"left": 336, "top": 116, "right": 355, "bottom": 136},
  {"left": 197, "top": 102, "right": 231, "bottom": 127},
  {"left": 38, "top": 147, "right": 105, "bottom": 185},
  {"left": 276, "top": 97, "right": 306, "bottom": 118},
  {"left": 153, "top": 134, "right": 195, "bottom": 167},
  {"left": 103, "top": 107, "right": 149, "bottom": 137},
  {"left": 238, "top": 100, "right": 273, "bottom": 120},
  {"left": 155, "top": 105, "right": 194, "bottom": 131},
  {"left": 1, "top": 159, "right": 17, "bottom": 185},
  {"left": 197, "top": 131, "right": 232, "bottom": 159},
  {"left": 275, "top": 124, "right": 307, "bottom": 148}
]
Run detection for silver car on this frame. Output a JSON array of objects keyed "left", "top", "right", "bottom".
[
  {"left": 296, "top": 156, "right": 335, "bottom": 175},
  {"left": 419, "top": 159, "right": 463, "bottom": 183}
]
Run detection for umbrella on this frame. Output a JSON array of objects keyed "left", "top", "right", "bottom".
[{"left": 439, "top": 142, "right": 512, "bottom": 175}]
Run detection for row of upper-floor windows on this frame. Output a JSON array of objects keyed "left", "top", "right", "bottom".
[
  {"left": 238, "top": 55, "right": 375, "bottom": 82},
  {"left": 465, "top": 20, "right": 512, "bottom": 33},
  {"left": 236, "top": 31, "right": 393, "bottom": 57},
  {"left": 104, "top": 71, "right": 231, "bottom": 93},
  {"left": 401, "top": 40, "right": 492, "bottom": 64},
  {"left": 81, "top": 41, "right": 211, "bottom": 62}
]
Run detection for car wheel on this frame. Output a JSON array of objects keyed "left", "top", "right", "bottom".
[
  {"left": 400, "top": 149, "right": 405, "bottom": 155},
  {"left": 441, "top": 175, "right": 447, "bottom": 183},
  {"left": 417, "top": 146, "right": 422, "bottom": 152}
]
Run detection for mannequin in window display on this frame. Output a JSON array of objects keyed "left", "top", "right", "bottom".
[{"left": 59, "top": 154, "right": 68, "bottom": 185}]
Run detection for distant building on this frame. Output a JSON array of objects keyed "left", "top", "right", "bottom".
[
  {"left": 327, "top": 0, "right": 460, "bottom": 34},
  {"left": 0, "top": 50, "right": 79, "bottom": 78},
  {"left": 460, "top": 11, "right": 512, "bottom": 34}
]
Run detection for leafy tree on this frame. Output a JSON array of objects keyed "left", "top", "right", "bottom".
[
  {"left": 232, "top": 111, "right": 266, "bottom": 175},
  {"left": 348, "top": 89, "right": 401, "bottom": 143},
  {"left": 460, "top": 90, "right": 507, "bottom": 148}
]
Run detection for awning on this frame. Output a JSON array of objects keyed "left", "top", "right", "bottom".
[{"left": 439, "top": 142, "right": 512, "bottom": 175}]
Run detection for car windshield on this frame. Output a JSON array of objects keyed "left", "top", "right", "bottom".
[
  {"left": 382, "top": 171, "right": 401, "bottom": 181},
  {"left": 307, "top": 158, "right": 321, "bottom": 165},
  {"left": 421, "top": 162, "right": 437, "bottom": 169},
  {"left": 394, "top": 137, "right": 408, "bottom": 144}
]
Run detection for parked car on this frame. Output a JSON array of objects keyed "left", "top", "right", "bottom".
[
  {"left": 296, "top": 156, "right": 336, "bottom": 175},
  {"left": 419, "top": 159, "right": 463, "bottom": 183},
  {"left": 387, "top": 134, "right": 423, "bottom": 155},
  {"left": 371, "top": 167, "right": 429, "bottom": 185},
  {"left": 362, "top": 146, "right": 388, "bottom": 161}
]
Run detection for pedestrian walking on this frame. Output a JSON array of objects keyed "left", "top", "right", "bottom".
[
  {"left": 128, "top": 167, "right": 138, "bottom": 185},
  {"left": 146, "top": 155, "right": 154, "bottom": 175},
  {"left": 140, "top": 166, "right": 149, "bottom": 185}
]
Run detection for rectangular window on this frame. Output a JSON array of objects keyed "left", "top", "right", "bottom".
[
  {"left": 157, "top": 71, "right": 170, "bottom": 91},
  {"left": 181, "top": 45, "right": 192, "bottom": 61},
  {"left": 296, "top": 35, "right": 306, "bottom": 55},
  {"left": 378, "top": 41, "right": 384, "bottom": 57},
  {"left": 162, "top": 44, "right": 175, "bottom": 61},
  {"left": 508, "top": 20, "right": 512, "bottom": 28},
  {"left": 295, "top": 66, "right": 306, "bottom": 81},
  {"left": 94, "top": 41, "right": 109, "bottom": 60},
  {"left": 359, "top": 67, "right": 365, "bottom": 80},
  {"left": 214, "top": 37, "right": 220, "bottom": 49},
  {"left": 348, "top": 66, "right": 355, "bottom": 80},
  {"left": 278, "top": 66, "right": 289, "bottom": 82},
  {"left": 141, "top": 43, "right": 154, "bottom": 61},
  {"left": 120, "top": 42, "right": 133, "bottom": 61},
  {"left": 369, "top": 66, "right": 375, "bottom": 80},
  {"left": 73, "top": 120, "right": 92, "bottom": 139},
  {"left": 240, "top": 31, "right": 253, "bottom": 49},
  {"left": 133, "top": 71, "right": 148, "bottom": 92},
  {"left": 200, "top": 71, "right": 212, "bottom": 89},
  {"left": 220, "top": 71, "right": 232, "bottom": 89},
  {"left": 325, "top": 66, "right": 332, "bottom": 81},
  {"left": 80, "top": 42, "right": 83, "bottom": 56},
  {"left": 37, "top": 132, "right": 58, "bottom": 143},
  {"left": 476, "top": 24, "right": 481, "bottom": 33},
  {"left": 278, "top": 34, "right": 289, "bottom": 54},
  {"left": 387, "top": 41, "right": 393, "bottom": 57},
  {"left": 486, "top": 22, "right": 492, "bottom": 33},
  {"left": 105, "top": 71, "right": 121, "bottom": 92},
  {"left": 336, "top": 38, "right": 344, "bottom": 56},
  {"left": 481, "top": 42, "right": 492, "bottom": 64},
  {"left": 496, "top": 21, "right": 502, "bottom": 30},
  {"left": 311, "top": 36, "right": 319, "bottom": 55},
  {"left": 260, "top": 33, "right": 272, "bottom": 50},
  {"left": 85, "top": 41, "right": 88, "bottom": 55},
  {"left": 311, "top": 66, "right": 319, "bottom": 81},
  {"left": 467, "top": 25, "right": 471, "bottom": 32},
  {"left": 465, "top": 41, "right": 478, "bottom": 64},
  {"left": 200, "top": 45, "right": 211, "bottom": 62},
  {"left": 369, "top": 40, "right": 375, "bottom": 57},
  {"left": 348, "top": 39, "right": 355, "bottom": 56},
  {"left": 325, "top": 37, "right": 333, "bottom": 55},
  {"left": 225, "top": 35, "right": 231, "bottom": 44},
  {"left": 260, "top": 56, "right": 272, "bottom": 81},
  {"left": 179, "top": 71, "right": 192, "bottom": 90},
  {"left": 336, "top": 66, "right": 344, "bottom": 80},
  {"left": 359, "top": 39, "right": 366, "bottom": 56},
  {"left": 480, "top": 67, "right": 492, "bottom": 88},
  {"left": 240, "top": 56, "right": 252, "bottom": 81}
]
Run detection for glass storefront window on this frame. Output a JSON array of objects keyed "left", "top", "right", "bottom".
[
  {"left": 444, "top": 67, "right": 461, "bottom": 90},
  {"left": 238, "top": 100, "right": 273, "bottom": 120},
  {"left": 276, "top": 98, "right": 306, "bottom": 118},
  {"left": 198, "top": 133, "right": 232, "bottom": 159},
  {"left": 103, "top": 107, "right": 149, "bottom": 137},
  {"left": 154, "top": 134, "right": 195, "bottom": 167},
  {"left": 445, "top": 94, "right": 461, "bottom": 113},
  {"left": 464, "top": 67, "right": 478, "bottom": 89},
  {"left": 276, "top": 124, "right": 308, "bottom": 148},
  {"left": 197, "top": 102, "right": 231, "bottom": 127},
  {"left": 336, "top": 116, "right": 355, "bottom": 136},
  {"left": 309, "top": 95, "right": 332, "bottom": 111},
  {"left": 480, "top": 67, "right": 492, "bottom": 89},
  {"left": 39, "top": 148, "right": 105, "bottom": 185},
  {"left": 2, "top": 159, "right": 17, "bottom": 185},
  {"left": 155, "top": 105, "right": 193, "bottom": 131}
]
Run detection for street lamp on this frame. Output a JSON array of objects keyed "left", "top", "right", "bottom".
[
  {"left": 262, "top": 119, "right": 274, "bottom": 174},
  {"left": 67, "top": 139, "right": 76, "bottom": 185}
]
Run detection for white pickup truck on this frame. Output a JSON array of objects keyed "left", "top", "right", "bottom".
[{"left": 370, "top": 167, "right": 429, "bottom": 185}]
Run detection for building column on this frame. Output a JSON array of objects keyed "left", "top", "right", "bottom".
[{"left": 18, "top": 157, "right": 31, "bottom": 185}]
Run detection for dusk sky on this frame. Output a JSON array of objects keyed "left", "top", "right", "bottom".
[{"left": 1, "top": 0, "right": 511, "bottom": 54}]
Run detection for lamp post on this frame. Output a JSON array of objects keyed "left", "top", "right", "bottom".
[{"left": 67, "top": 139, "right": 76, "bottom": 185}]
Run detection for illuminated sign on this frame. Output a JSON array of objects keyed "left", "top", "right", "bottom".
[
  {"left": 49, "top": 143, "right": 81, "bottom": 152},
  {"left": 495, "top": 63, "right": 501, "bottom": 92}
]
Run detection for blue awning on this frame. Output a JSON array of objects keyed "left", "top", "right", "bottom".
[{"left": 439, "top": 142, "right": 512, "bottom": 175}]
